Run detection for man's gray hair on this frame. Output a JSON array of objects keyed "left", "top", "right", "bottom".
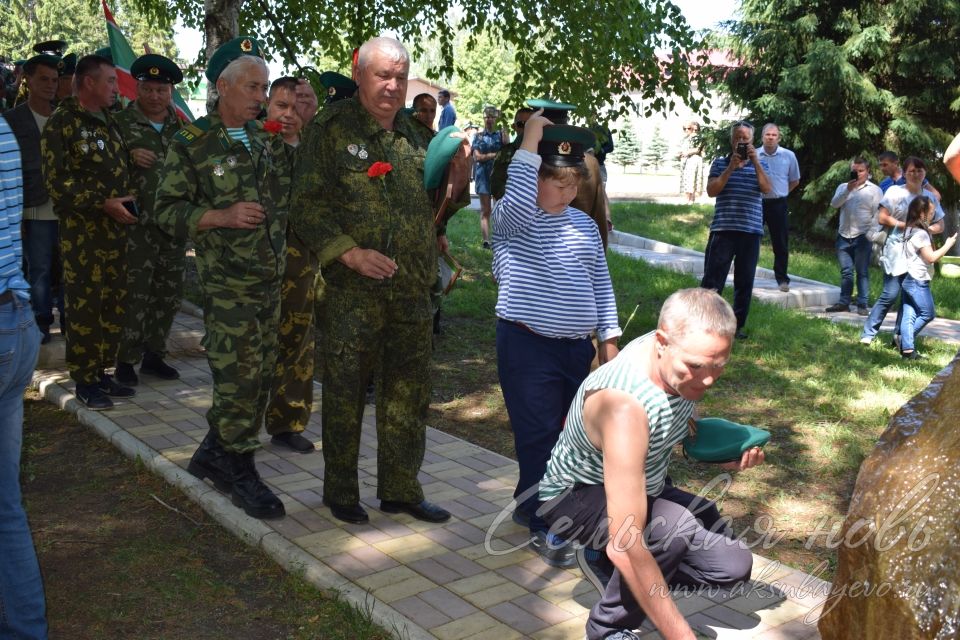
[
  {"left": 730, "top": 120, "right": 754, "bottom": 142},
  {"left": 357, "top": 37, "right": 410, "bottom": 69},
  {"left": 761, "top": 122, "right": 779, "bottom": 136},
  {"left": 219, "top": 55, "right": 268, "bottom": 85},
  {"left": 658, "top": 288, "right": 737, "bottom": 342}
]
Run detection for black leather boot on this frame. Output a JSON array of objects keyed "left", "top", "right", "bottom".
[
  {"left": 228, "top": 451, "right": 285, "bottom": 520},
  {"left": 141, "top": 350, "right": 180, "bottom": 380},
  {"left": 186, "top": 430, "right": 233, "bottom": 492}
]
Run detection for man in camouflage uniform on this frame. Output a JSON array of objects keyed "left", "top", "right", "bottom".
[
  {"left": 291, "top": 37, "right": 468, "bottom": 525},
  {"left": 114, "top": 54, "right": 185, "bottom": 386},
  {"left": 154, "top": 38, "right": 289, "bottom": 520},
  {"left": 262, "top": 76, "right": 317, "bottom": 454},
  {"left": 41, "top": 54, "right": 138, "bottom": 410}
]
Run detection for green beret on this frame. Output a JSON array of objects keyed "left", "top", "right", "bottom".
[
  {"left": 682, "top": 418, "right": 770, "bottom": 463},
  {"left": 424, "top": 125, "right": 463, "bottom": 190},
  {"left": 94, "top": 46, "right": 113, "bottom": 63},
  {"left": 130, "top": 54, "right": 183, "bottom": 84},
  {"left": 33, "top": 40, "right": 67, "bottom": 57},
  {"left": 538, "top": 125, "right": 595, "bottom": 167},
  {"left": 205, "top": 36, "right": 262, "bottom": 84},
  {"left": 25, "top": 54, "right": 61, "bottom": 71},
  {"left": 319, "top": 71, "right": 356, "bottom": 104},
  {"left": 58, "top": 53, "right": 77, "bottom": 77}
]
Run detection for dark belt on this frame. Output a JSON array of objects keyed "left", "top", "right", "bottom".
[
  {"left": 0, "top": 290, "right": 15, "bottom": 305},
  {"left": 763, "top": 196, "right": 788, "bottom": 202}
]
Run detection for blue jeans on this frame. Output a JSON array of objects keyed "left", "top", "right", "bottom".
[
  {"left": 836, "top": 233, "right": 871, "bottom": 306},
  {"left": 861, "top": 272, "right": 905, "bottom": 340},
  {"left": 899, "top": 276, "right": 934, "bottom": 352},
  {"left": 0, "top": 294, "right": 47, "bottom": 639},
  {"left": 701, "top": 230, "right": 761, "bottom": 329},
  {"left": 22, "top": 220, "right": 63, "bottom": 328}
]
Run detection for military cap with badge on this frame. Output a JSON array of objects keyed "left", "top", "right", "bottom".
[
  {"left": 537, "top": 124, "right": 596, "bottom": 167},
  {"left": 318, "top": 71, "right": 356, "bottom": 105},
  {"left": 130, "top": 54, "right": 183, "bottom": 85}
]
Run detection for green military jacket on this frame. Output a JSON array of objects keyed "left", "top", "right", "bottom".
[
  {"left": 153, "top": 111, "right": 290, "bottom": 292},
  {"left": 290, "top": 98, "right": 440, "bottom": 292},
  {"left": 490, "top": 139, "right": 519, "bottom": 201},
  {"left": 40, "top": 96, "right": 134, "bottom": 217},
  {"left": 113, "top": 102, "right": 182, "bottom": 223}
]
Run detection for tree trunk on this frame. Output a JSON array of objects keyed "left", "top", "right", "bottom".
[{"left": 203, "top": 0, "right": 240, "bottom": 113}]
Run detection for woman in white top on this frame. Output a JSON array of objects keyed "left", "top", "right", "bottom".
[{"left": 898, "top": 195, "right": 957, "bottom": 359}]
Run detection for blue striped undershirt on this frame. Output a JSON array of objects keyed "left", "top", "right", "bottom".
[
  {"left": 708, "top": 155, "right": 766, "bottom": 235},
  {"left": 226, "top": 127, "right": 251, "bottom": 152},
  {"left": 492, "top": 149, "right": 620, "bottom": 341},
  {"left": 0, "top": 119, "right": 30, "bottom": 299}
]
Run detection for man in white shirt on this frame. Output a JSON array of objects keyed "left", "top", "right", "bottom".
[
  {"left": 757, "top": 123, "right": 800, "bottom": 292},
  {"left": 826, "top": 158, "right": 882, "bottom": 315}
]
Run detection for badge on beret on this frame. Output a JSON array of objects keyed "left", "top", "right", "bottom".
[
  {"left": 558, "top": 141, "right": 572, "bottom": 155},
  {"left": 226, "top": 156, "right": 238, "bottom": 168},
  {"left": 347, "top": 144, "right": 358, "bottom": 156},
  {"left": 213, "top": 163, "right": 224, "bottom": 177},
  {"left": 149, "top": 66, "right": 160, "bottom": 76},
  {"left": 240, "top": 39, "right": 253, "bottom": 52}
]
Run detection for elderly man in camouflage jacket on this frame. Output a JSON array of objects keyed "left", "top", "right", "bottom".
[
  {"left": 114, "top": 54, "right": 185, "bottom": 387},
  {"left": 41, "top": 54, "right": 138, "bottom": 410},
  {"left": 291, "top": 36, "right": 470, "bottom": 525},
  {"left": 154, "top": 37, "right": 289, "bottom": 520}
]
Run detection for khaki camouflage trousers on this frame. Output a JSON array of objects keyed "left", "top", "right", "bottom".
[
  {"left": 320, "top": 283, "right": 432, "bottom": 505},
  {"left": 117, "top": 223, "right": 186, "bottom": 364},
  {"left": 60, "top": 212, "right": 128, "bottom": 385},
  {"left": 265, "top": 231, "right": 319, "bottom": 436},
  {"left": 201, "top": 280, "right": 280, "bottom": 453}
]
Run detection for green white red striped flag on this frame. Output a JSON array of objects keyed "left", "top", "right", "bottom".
[{"left": 102, "top": 0, "right": 194, "bottom": 122}]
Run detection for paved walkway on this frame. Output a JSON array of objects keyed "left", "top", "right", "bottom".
[
  {"left": 609, "top": 230, "right": 960, "bottom": 345},
  {"left": 32, "top": 305, "right": 826, "bottom": 640}
]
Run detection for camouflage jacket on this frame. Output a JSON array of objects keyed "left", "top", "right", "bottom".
[
  {"left": 41, "top": 96, "right": 135, "bottom": 217},
  {"left": 114, "top": 102, "right": 182, "bottom": 223},
  {"left": 153, "top": 111, "right": 290, "bottom": 291},
  {"left": 290, "top": 98, "right": 440, "bottom": 292},
  {"left": 490, "top": 139, "right": 519, "bottom": 201}
]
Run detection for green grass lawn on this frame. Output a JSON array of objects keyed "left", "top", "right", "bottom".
[
  {"left": 437, "top": 207, "right": 957, "bottom": 577},
  {"left": 610, "top": 201, "right": 960, "bottom": 320}
]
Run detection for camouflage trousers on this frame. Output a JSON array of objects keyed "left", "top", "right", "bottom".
[
  {"left": 117, "top": 223, "right": 186, "bottom": 364},
  {"left": 265, "top": 231, "right": 319, "bottom": 436},
  {"left": 201, "top": 279, "right": 280, "bottom": 453},
  {"left": 320, "top": 283, "right": 432, "bottom": 506},
  {"left": 60, "top": 212, "right": 128, "bottom": 385}
]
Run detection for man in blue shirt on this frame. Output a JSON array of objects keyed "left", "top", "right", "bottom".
[
  {"left": 702, "top": 121, "right": 772, "bottom": 340},
  {"left": 0, "top": 117, "right": 48, "bottom": 640},
  {"left": 437, "top": 88, "right": 456, "bottom": 128},
  {"left": 758, "top": 123, "right": 800, "bottom": 292}
]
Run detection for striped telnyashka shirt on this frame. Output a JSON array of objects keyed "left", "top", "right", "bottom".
[
  {"left": 538, "top": 332, "right": 694, "bottom": 501},
  {"left": 0, "top": 118, "right": 29, "bottom": 300},
  {"left": 492, "top": 149, "right": 620, "bottom": 342}
]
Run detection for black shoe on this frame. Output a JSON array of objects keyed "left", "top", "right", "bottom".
[
  {"left": 271, "top": 431, "right": 315, "bottom": 453},
  {"left": 114, "top": 362, "right": 139, "bottom": 386},
  {"left": 511, "top": 508, "right": 531, "bottom": 528},
  {"left": 228, "top": 451, "right": 285, "bottom": 519},
  {"left": 187, "top": 430, "right": 233, "bottom": 492},
  {"left": 39, "top": 325, "right": 51, "bottom": 345},
  {"left": 482, "top": 241, "right": 492, "bottom": 250},
  {"left": 735, "top": 329, "right": 748, "bottom": 340},
  {"left": 380, "top": 499, "right": 451, "bottom": 523},
  {"left": 323, "top": 497, "right": 369, "bottom": 524},
  {"left": 576, "top": 546, "right": 614, "bottom": 595},
  {"left": 140, "top": 351, "right": 179, "bottom": 380},
  {"left": 901, "top": 350, "right": 925, "bottom": 360},
  {"left": 825, "top": 303, "right": 849, "bottom": 313},
  {"left": 531, "top": 530, "right": 576, "bottom": 568},
  {"left": 433, "top": 309, "right": 442, "bottom": 335},
  {"left": 76, "top": 383, "right": 113, "bottom": 410},
  {"left": 99, "top": 374, "right": 136, "bottom": 398},
  {"left": 857, "top": 304, "right": 869, "bottom": 316}
]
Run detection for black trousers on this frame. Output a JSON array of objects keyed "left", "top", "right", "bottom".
[
  {"left": 762, "top": 197, "right": 790, "bottom": 285},
  {"left": 541, "top": 482, "right": 753, "bottom": 639},
  {"left": 700, "top": 230, "right": 761, "bottom": 329}
]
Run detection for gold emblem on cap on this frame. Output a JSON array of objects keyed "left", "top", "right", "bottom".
[
  {"left": 327, "top": 86, "right": 336, "bottom": 96},
  {"left": 58, "top": 60, "right": 64, "bottom": 69},
  {"left": 558, "top": 141, "right": 572, "bottom": 155},
  {"left": 240, "top": 39, "right": 253, "bottom": 52},
  {"left": 150, "top": 66, "right": 160, "bottom": 76}
]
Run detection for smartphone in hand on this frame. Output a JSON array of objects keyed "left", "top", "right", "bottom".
[
  {"left": 736, "top": 143, "right": 748, "bottom": 160},
  {"left": 122, "top": 200, "right": 140, "bottom": 218}
]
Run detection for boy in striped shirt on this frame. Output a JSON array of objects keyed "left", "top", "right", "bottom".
[
  {"left": 492, "top": 110, "right": 621, "bottom": 567},
  {"left": 538, "top": 288, "right": 765, "bottom": 640}
]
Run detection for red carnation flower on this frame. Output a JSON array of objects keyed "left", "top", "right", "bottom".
[
  {"left": 367, "top": 161, "right": 393, "bottom": 179},
  {"left": 263, "top": 119, "right": 283, "bottom": 134}
]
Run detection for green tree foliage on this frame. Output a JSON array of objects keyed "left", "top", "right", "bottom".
[
  {"left": 450, "top": 31, "right": 516, "bottom": 127},
  {"left": 0, "top": 0, "right": 177, "bottom": 62},
  {"left": 137, "top": 0, "right": 708, "bottom": 121},
  {"left": 716, "top": 0, "right": 960, "bottom": 226},
  {"left": 611, "top": 123, "right": 641, "bottom": 171},
  {"left": 643, "top": 125, "right": 669, "bottom": 172}
]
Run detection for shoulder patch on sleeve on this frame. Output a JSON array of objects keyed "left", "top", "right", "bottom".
[{"left": 173, "top": 117, "right": 210, "bottom": 145}]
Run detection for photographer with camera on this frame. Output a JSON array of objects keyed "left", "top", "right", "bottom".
[{"left": 701, "top": 121, "right": 772, "bottom": 340}]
